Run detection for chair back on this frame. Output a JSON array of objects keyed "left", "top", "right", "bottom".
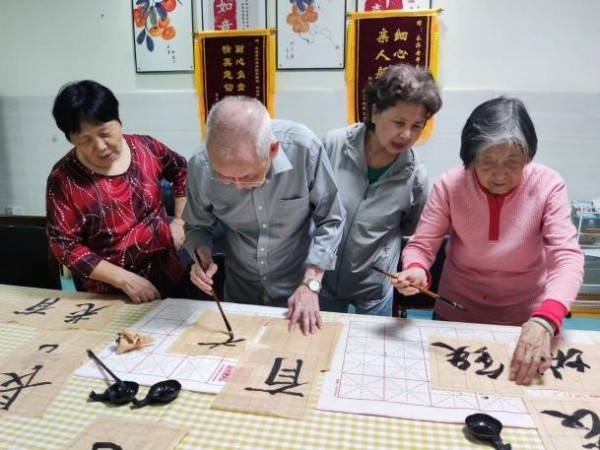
[{"left": 0, "top": 216, "right": 62, "bottom": 289}]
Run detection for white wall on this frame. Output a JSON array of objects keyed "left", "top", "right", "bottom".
[{"left": 1, "top": 0, "right": 599, "bottom": 215}]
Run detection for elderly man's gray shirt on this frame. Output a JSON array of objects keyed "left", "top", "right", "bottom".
[{"left": 184, "top": 119, "right": 345, "bottom": 304}]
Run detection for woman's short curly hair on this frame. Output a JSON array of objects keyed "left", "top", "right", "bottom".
[{"left": 363, "top": 64, "right": 442, "bottom": 130}]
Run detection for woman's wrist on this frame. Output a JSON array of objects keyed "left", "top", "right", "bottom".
[{"left": 529, "top": 316, "right": 555, "bottom": 338}]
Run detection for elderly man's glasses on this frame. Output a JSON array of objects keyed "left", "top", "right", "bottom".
[{"left": 210, "top": 158, "right": 271, "bottom": 188}]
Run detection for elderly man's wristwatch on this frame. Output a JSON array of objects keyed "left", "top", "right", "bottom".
[{"left": 303, "top": 278, "right": 321, "bottom": 293}]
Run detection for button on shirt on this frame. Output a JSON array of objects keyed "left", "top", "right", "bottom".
[{"left": 184, "top": 120, "right": 345, "bottom": 305}]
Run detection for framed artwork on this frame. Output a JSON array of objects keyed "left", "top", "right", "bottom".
[
  {"left": 200, "top": 0, "right": 267, "bottom": 30},
  {"left": 132, "top": 0, "right": 194, "bottom": 73},
  {"left": 276, "top": 0, "right": 347, "bottom": 70},
  {"left": 356, "top": 0, "right": 432, "bottom": 11}
]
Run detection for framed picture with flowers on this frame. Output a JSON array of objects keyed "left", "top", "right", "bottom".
[{"left": 132, "top": 0, "right": 194, "bottom": 72}]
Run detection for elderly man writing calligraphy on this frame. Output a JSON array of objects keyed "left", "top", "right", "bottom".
[{"left": 184, "top": 96, "right": 345, "bottom": 335}]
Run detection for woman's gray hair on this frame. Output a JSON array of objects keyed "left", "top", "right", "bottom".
[
  {"left": 460, "top": 97, "right": 537, "bottom": 167},
  {"left": 205, "top": 96, "right": 274, "bottom": 159}
]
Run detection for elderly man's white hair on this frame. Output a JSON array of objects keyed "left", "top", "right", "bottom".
[{"left": 205, "top": 96, "right": 274, "bottom": 159}]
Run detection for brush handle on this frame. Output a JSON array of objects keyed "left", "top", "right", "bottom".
[
  {"left": 372, "top": 266, "right": 465, "bottom": 310},
  {"left": 194, "top": 250, "right": 233, "bottom": 334},
  {"left": 87, "top": 349, "right": 125, "bottom": 386}
]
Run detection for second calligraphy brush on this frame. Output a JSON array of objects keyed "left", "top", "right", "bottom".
[
  {"left": 194, "top": 250, "right": 234, "bottom": 338},
  {"left": 372, "top": 266, "right": 467, "bottom": 311}
]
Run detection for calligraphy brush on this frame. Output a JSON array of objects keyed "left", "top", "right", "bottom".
[
  {"left": 194, "top": 250, "right": 234, "bottom": 338},
  {"left": 372, "top": 266, "right": 467, "bottom": 311},
  {"left": 86, "top": 349, "right": 127, "bottom": 390}
]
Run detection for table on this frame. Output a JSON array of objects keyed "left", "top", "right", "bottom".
[{"left": 0, "top": 284, "right": 553, "bottom": 450}]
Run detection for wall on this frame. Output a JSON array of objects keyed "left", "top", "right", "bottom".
[{"left": 1, "top": 0, "right": 599, "bottom": 215}]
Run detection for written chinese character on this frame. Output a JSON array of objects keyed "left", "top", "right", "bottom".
[
  {"left": 0, "top": 365, "right": 51, "bottom": 411},
  {"left": 221, "top": 44, "right": 232, "bottom": 54},
  {"left": 245, "top": 357, "right": 307, "bottom": 396},
  {"left": 551, "top": 348, "right": 591, "bottom": 380},
  {"left": 542, "top": 408, "right": 600, "bottom": 447},
  {"left": 235, "top": 44, "right": 245, "bottom": 54},
  {"left": 393, "top": 49, "right": 409, "bottom": 60},
  {"left": 64, "top": 303, "right": 110, "bottom": 324},
  {"left": 376, "top": 28, "right": 389, "bottom": 44},
  {"left": 223, "top": 70, "right": 233, "bottom": 80},
  {"left": 14, "top": 297, "right": 60, "bottom": 316},
  {"left": 394, "top": 29, "right": 408, "bottom": 41},
  {"left": 92, "top": 444, "right": 123, "bottom": 450},
  {"left": 216, "top": 0, "right": 234, "bottom": 14},
  {"left": 199, "top": 334, "right": 245, "bottom": 349},
  {"left": 375, "top": 49, "right": 391, "bottom": 61},
  {"left": 223, "top": 58, "right": 233, "bottom": 67},
  {"left": 432, "top": 342, "right": 505, "bottom": 379}
]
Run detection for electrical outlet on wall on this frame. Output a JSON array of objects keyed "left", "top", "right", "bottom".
[{"left": 4, "top": 206, "right": 25, "bottom": 216}]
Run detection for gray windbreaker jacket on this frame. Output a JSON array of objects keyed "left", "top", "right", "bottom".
[{"left": 321, "top": 123, "right": 428, "bottom": 302}]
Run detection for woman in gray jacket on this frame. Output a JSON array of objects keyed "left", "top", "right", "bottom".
[{"left": 320, "top": 64, "right": 442, "bottom": 316}]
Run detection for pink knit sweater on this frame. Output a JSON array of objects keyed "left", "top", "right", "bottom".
[{"left": 402, "top": 163, "right": 584, "bottom": 328}]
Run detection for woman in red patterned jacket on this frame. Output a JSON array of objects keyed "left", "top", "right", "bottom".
[{"left": 47, "top": 80, "right": 191, "bottom": 303}]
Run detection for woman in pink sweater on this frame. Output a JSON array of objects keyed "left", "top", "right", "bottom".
[{"left": 394, "top": 97, "right": 584, "bottom": 385}]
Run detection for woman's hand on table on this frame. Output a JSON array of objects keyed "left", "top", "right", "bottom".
[
  {"left": 509, "top": 319, "right": 553, "bottom": 385},
  {"left": 119, "top": 271, "right": 161, "bottom": 304},
  {"left": 393, "top": 267, "right": 427, "bottom": 296}
]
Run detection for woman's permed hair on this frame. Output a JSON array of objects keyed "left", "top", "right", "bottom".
[
  {"left": 52, "top": 80, "right": 120, "bottom": 142},
  {"left": 460, "top": 96, "right": 538, "bottom": 167},
  {"left": 363, "top": 64, "right": 442, "bottom": 130}
]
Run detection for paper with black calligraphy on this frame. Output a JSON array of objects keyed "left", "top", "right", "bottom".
[
  {"left": 525, "top": 398, "right": 600, "bottom": 450},
  {"left": 527, "top": 340, "right": 600, "bottom": 396},
  {"left": 211, "top": 348, "right": 321, "bottom": 419},
  {"left": 0, "top": 288, "right": 124, "bottom": 330},
  {"left": 68, "top": 416, "right": 188, "bottom": 450},
  {"left": 169, "top": 311, "right": 267, "bottom": 357},
  {"left": 259, "top": 318, "right": 343, "bottom": 371},
  {"left": 428, "top": 336, "right": 524, "bottom": 396},
  {"left": 0, "top": 330, "right": 108, "bottom": 416}
]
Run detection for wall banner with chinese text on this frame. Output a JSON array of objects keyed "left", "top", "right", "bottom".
[
  {"left": 194, "top": 29, "right": 275, "bottom": 138},
  {"left": 346, "top": 9, "right": 440, "bottom": 143}
]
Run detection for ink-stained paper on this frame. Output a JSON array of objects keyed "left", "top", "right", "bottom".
[
  {"left": 211, "top": 348, "right": 321, "bottom": 419},
  {"left": 0, "top": 289, "right": 124, "bottom": 331},
  {"left": 259, "top": 319, "right": 343, "bottom": 371},
  {"left": 525, "top": 398, "right": 600, "bottom": 450},
  {"left": 0, "top": 330, "right": 108, "bottom": 416},
  {"left": 428, "top": 336, "right": 524, "bottom": 396},
  {"left": 527, "top": 340, "right": 600, "bottom": 395},
  {"left": 169, "top": 311, "right": 267, "bottom": 357},
  {"left": 68, "top": 416, "right": 188, "bottom": 450}
]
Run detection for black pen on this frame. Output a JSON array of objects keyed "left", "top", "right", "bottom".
[{"left": 372, "top": 266, "right": 467, "bottom": 311}]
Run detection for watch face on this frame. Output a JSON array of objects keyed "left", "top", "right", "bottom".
[{"left": 307, "top": 279, "right": 320, "bottom": 292}]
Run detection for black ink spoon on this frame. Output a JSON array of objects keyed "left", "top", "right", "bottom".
[
  {"left": 131, "top": 380, "right": 182, "bottom": 408},
  {"left": 465, "top": 413, "right": 512, "bottom": 450},
  {"left": 87, "top": 349, "right": 139, "bottom": 404},
  {"left": 88, "top": 380, "right": 139, "bottom": 405}
]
